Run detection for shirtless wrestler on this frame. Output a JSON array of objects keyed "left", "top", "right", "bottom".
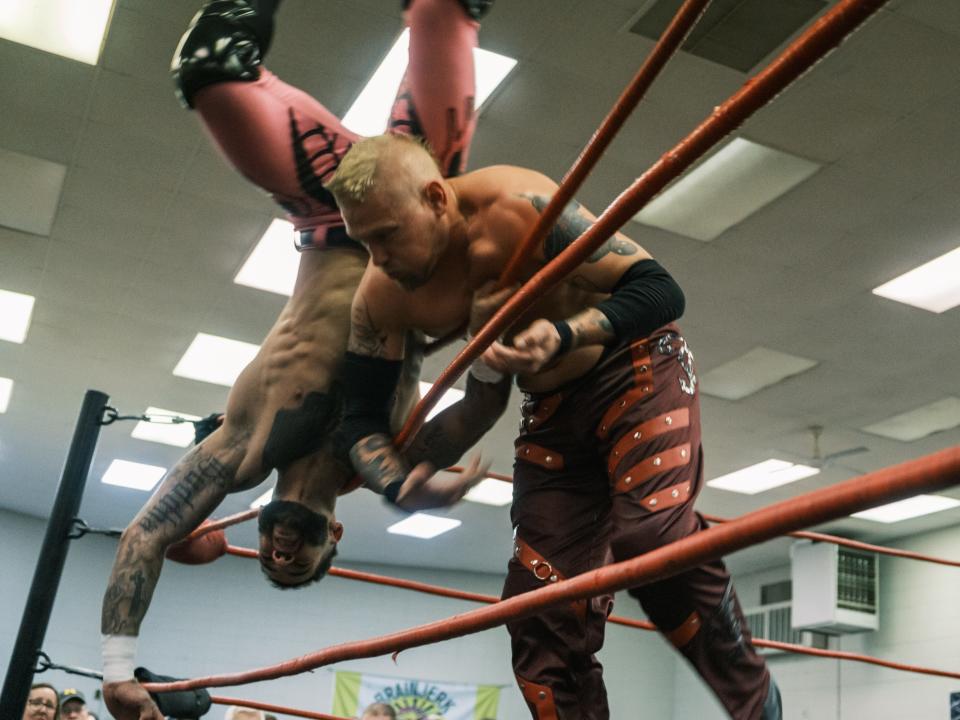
[
  {"left": 100, "top": 2, "right": 506, "bottom": 719},
  {"left": 325, "top": 134, "right": 783, "bottom": 720}
]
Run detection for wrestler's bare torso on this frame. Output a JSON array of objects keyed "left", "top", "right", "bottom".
[
  {"left": 356, "top": 165, "right": 651, "bottom": 393},
  {"left": 225, "top": 245, "right": 420, "bottom": 491}
]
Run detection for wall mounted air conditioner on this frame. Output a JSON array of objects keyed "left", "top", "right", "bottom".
[
  {"left": 791, "top": 540, "right": 879, "bottom": 634},
  {"left": 743, "top": 601, "right": 829, "bottom": 655}
]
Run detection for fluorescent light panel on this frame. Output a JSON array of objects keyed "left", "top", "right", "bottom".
[
  {"left": 872, "top": 245, "right": 960, "bottom": 313},
  {"left": 419, "top": 381, "right": 465, "bottom": 422},
  {"left": 250, "top": 487, "right": 275, "bottom": 509},
  {"left": 0, "top": 289, "right": 36, "bottom": 344},
  {"left": 0, "top": 0, "right": 114, "bottom": 65},
  {"left": 342, "top": 29, "right": 517, "bottom": 136},
  {"left": 173, "top": 333, "right": 260, "bottom": 387},
  {"left": 708, "top": 459, "right": 819, "bottom": 495},
  {"left": 0, "top": 377, "right": 13, "bottom": 413},
  {"left": 464, "top": 477, "right": 512, "bottom": 506},
  {"left": 0, "top": 147, "right": 67, "bottom": 236},
  {"left": 101, "top": 459, "right": 166, "bottom": 491},
  {"left": 862, "top": 396, "right": 960, "bottom": 442},
  {"left": 131, "top": 406, "right": 201, "bottom": 448},
  {"left": 700, "top": 347, "right": 818, "bottom": 401},
  {"left": 234, "top": 219, "right": 301, "bottom": 296},
  {"left": 387, "top": 512, "right": 461, "bottom": 539},
  {"left": 851, "top": 494, "right": 960, "bottom": 524},
  {"left": 634, "top": 137, "right": 821, "bottom": 241}
]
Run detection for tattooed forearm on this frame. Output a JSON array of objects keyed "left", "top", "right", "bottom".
[
  {"left": 405, "top": 423, "right": 462, "bottom": 471},
  {"left": 527, "top": 194, "right": 639, "bottom": 263},
  {"left": 564, "top": 307, "right": 616, "bottom": 351},
  {"left": 102, "top": 441, "right": 240, "bottom": 636},
  {"left": 350, "top": 433, "right": 410, "bottom": 493},
  {"left": 405, "top": 373, "right": 510, "bottom": 469},
  {"left": 349, "top": 296, "right": 389, "bottom": 357},
  {"left": 101, "top": 532, "right": 163, "bottom": 635},
  {"left": 139, "top": 454, "right": 229, "bottom": 532}
]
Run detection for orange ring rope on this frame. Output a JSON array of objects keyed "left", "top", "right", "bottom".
[
  {"left": 144, "top": 444, "right": 960, "bottom": 693},
  {"left": 701, "top": 514, "right": 960, "bottom": 569},
  {"left": 189, "top": 508, "right": 259, "bottom": 539},
  {"left": 394, "top": 0, "right": 891, "bottom": 450},
  {"left": 209, "top": 473, "right": 960, "bottom": 571},
  {"left": 221, "top": 545, "right": 960, "bottom": 680},
  {"left": 211, "top": 695, "right": 349, "bottom": 720}
]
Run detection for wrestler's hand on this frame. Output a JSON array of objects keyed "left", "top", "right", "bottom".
[
  {"left": 469, "top": 281, "right": 518, "bottom": 336},
  {"left": 103, "top": 680, "right": 164, "bottom": 720},
  {"left": 396, "top": 454, "right": 489, "bottom": 511},
  {"left": 482, "top": 319, "right": 561, "bottom": 375}
]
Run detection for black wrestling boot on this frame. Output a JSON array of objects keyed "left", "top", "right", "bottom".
[
  {"left": 403, "top": 0, "right": 494, "bottom": 21},
  {"left": 172, "top": 0, "right": 280, "bottom": 108}
]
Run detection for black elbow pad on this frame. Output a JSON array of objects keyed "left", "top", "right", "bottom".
[
  {"left": 596, "top": 259, "right": 685, "bottom": 341},
  {"left": 334, "top": 352, "right": 403, "bottom": 455}
]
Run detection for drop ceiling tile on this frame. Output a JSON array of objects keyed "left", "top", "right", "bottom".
[
  {"left": 49, "top": 203, "right": 163, "bottom": 255},
  {"left": 73, "top": 119, "right": 197, "bottom": 191},
  {"left": 0, "top": 101, "right": 84, "bottom": 164},
  {"left": 99, "top": 6, "right": 188, "bottom": 84},
  {"left": 0, "top": 40, "right": 95, "bottom": 115},
  {"left": 0, "top": 147, "right": 66, "bottom": 236},
  {"left": 889, "top": 0, "right": 960, "bottom": 39},
  {"left": 86, "top": 69, "right": 195, "bottom": 146},
  {"left": 58, "top": 166, "right": 178, "bottom": 231},
  {"left": 42, "top": 239, "right": 143, "bottom": 289}
]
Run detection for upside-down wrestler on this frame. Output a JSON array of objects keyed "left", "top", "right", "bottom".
[{"left": 100, "top": 2, "right": 506, "bottom": 719}]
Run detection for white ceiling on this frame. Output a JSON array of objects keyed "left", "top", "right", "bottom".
[{"left": 1, "top": 0, "right": 959, "bottom": 577}]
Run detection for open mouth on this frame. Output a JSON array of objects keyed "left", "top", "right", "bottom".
[{"left": 273, "top": 529, "right": 302, "bottom": 554}]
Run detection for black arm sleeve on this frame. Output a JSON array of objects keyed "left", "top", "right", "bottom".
[
  {"left": 334, "top": 351, "right": 403, "bottom": 455},
  {"left": 595, "top": 259, "right": 685, "bottom": 341}
]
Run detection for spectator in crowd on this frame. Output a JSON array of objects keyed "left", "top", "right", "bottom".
[
  {"left": 360, "top": 702, "right": 396, "bottom": 720},
  {"left": 224, "top": 707, "right": 265, "bottom": 720},
  {"left": 59, "top": 689, "right": 89, "bottom": 720},
  {"left": 24, "top": 684, "right": 59, "bottom": 720}
]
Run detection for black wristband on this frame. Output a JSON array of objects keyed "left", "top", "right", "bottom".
[
  {"left": 382, "top": 479, "right": 405, "bottom": 506},
  {"left": 552, "top": 320, "right": 574, "bottom": 356}
]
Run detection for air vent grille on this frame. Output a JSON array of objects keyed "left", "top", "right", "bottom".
[{"left": 629, "top": 0, "right": 828, "bottom": 73}]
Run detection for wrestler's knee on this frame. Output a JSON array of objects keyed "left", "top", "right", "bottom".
[{"left": 172, "top": 0, "right": 274, "bottom": 109}]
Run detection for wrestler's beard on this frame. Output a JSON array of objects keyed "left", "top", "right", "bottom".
[{"left": 258, "top": 500, "right": 327, "bottom": 546}]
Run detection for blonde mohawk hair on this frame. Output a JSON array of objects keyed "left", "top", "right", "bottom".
[{"left": 325, "top": 133, "right": 438, "bottom": 204}]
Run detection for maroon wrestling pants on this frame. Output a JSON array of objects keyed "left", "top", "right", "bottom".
[{"left": 504, "top": 326, "right": 773, "bottom": 720}]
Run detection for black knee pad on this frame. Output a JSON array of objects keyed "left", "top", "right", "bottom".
[
  {"left": 707, "top": 582, "right": 749, "bottom": 663},
  {"left": 171, "top": 0, "right": 273, "bottom": 109},
  {"left": 403, "top": 0, "right": 495, "bottom": 21},
  {"left": 262, "top": 385, "right": 344, "bottom": 471}
]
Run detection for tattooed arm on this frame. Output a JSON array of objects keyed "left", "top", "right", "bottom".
[
  {"left": 341, "top": 281, "right": 492, "bottom": 510},
  {"left": 101, "top": 446, "right": 236, "bottom": 637},
  {"left": 483, "top": 193, "right": 684, "bottom": 374},
  {"left": 404, "top": 370, "right": 511, "bottom": 470},
  {"left": 100, "top": 439, "right": 242, "bottom": 720}
]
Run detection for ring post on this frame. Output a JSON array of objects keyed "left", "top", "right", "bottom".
[{"left": 0, "top": 389, "right": 110, "bottom": 719}]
